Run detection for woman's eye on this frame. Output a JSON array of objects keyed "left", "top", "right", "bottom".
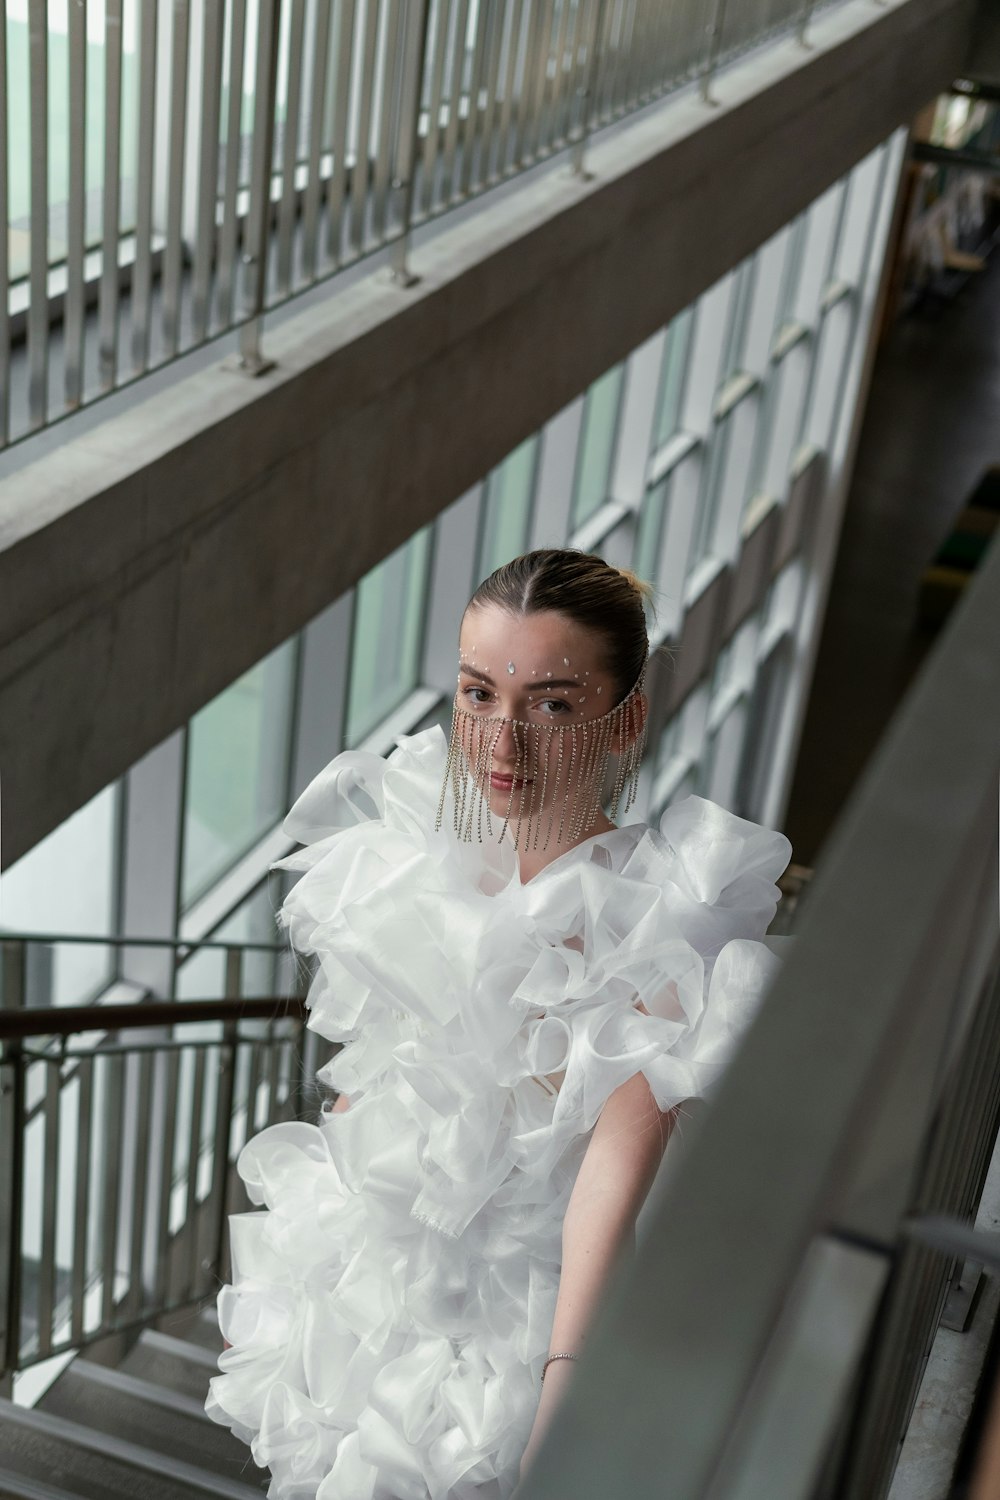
[
  {"left": 463, "top": 686, "right": 493, "bottom": 706},
  {"left": 535, "top": 699, "right": 571, "bottom": 715}
]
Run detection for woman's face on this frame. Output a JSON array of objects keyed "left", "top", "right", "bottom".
[{"left": 456, "top": 604, "right": 628, "bottom": 835}]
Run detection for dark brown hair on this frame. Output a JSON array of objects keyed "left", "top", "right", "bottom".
[{"left": 465, "top": 549, "right": 651, "bottom": 704}]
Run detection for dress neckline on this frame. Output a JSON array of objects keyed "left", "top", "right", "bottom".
[{"left": 509, "top": 820, "right": 649, "bottom": 887}]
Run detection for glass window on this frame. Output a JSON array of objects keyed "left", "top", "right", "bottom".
[
  {"left": 634, "top": 476, "right": 669, "bottom": 592},
  {"left": 182, "top": 638, "right": 298, "bottom": 906},
  {"left": 571, "top": 364, "right": 625, "bottom": 529},
  {"left": 688, "top": 415, "right": 731, "bottom": 571},
  {"left": 654, "top": 307, "right": 695, "bottom": 449},
  {"left": 0, "top": 783, "right": 121, "bottom": 1006},
  {"left": 346, "top": 524, "right": 433, "bottom": 746},
  {"left": 477, "top": 436, "right": 538, "bottom": 579},
  {"left": 175, "top": 883, "right": 284, "bottom": 1003},
  {"left": 717, "top": 257, "right": 756, "bottom": 382}
]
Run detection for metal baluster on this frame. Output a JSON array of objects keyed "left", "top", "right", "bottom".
[
  {"left": 126, "top": 1050, "right": 153, "bottom": 1319},
  {"left": 371, "top": 0, "right": 404, "bottom": 243},
  {"left": 525, "top": 0, "right": 556, "bottom": 163},
  {"left": 544, "top": 0, "right": 573, "bottom": 150},
  {"left": 386, "top": 0, "right": 431, "bottom": 284},
  {"left": 131, "top": 0, "right": 158, "bottom": 373},
  {"left": 349, "top": 0, "right": 379, "bottom": 257},
  {"left": 209, "top": 950, "right": 241, "bottom": 1284},
  {"left": 69, "top": 1056, "right": 94, "bottom": 1347},
  {"left": 569, "top": 0, "right": 605, "bottom": 177},
  {"left": 27, "top": 0, "right": 48, "bottom": 431},
  {"left": 243, "top": 1038, "right": 264, "bottom": 1140},
  {"left": 0, "top": 3, "right": 9, "bottom": 447},
  {"left": 796, "top": 0, "right": 816, "bottom": 45},
  {"left": 418, "top": 0, "right": 450, "bottom": 216},
  {"left": 64, "top": 0, "right": 87, "bottom": 408},
  {"left": 152, "top": 1048, "right": 180, "bottom": 1307},
  {"left": 457, "top": 0, "right": 490, "bottom": 196},
  {"left": 276, "top": 0, "right": 307, "bottom": 294},
  {"left": 494, "top": 0, "right": 523, "bottom": 182},
  {"left": 477, "top": 0, "right": 504, "bottom": 186},
  {"left": 0, "top": 944, "right": 27, "bottom": 1393},
  {"left": 301, "top": 0, "right": 333, "bottom": 281},
  {"left": 184, "top": 1046, "right": 207, "bottom": 1299},
  {"left": 261, "top": 1028, "right": 281, "bottom": 1123},
  {"left": 36, "top": 1057, "right": 61, "bottom": 1359},
  {"left": 700, "top": 0, "right": 728, "bottom": 105},
  {"left": 191, "top": 0, "right": 225, "bottom": 340},
  {"left": 162, "top": 0, "right": 191, "bottom": 356},
  {"left": 98, "top": 0, "right": 124, "bottom": 389},
  {"left": 214, "top": 0, "right": 246, "bottom": 327},
  {"left": 440, "top": 0, "right": 467, "bottom": 201},
  {"left": 235, "top": 0, "right": 281, "bottom": 373},
  {"left": 325, "top": 0, "right": 357, "bottom": 269},
  {"left": 556, "top": 0, "right": 586, "bottom": 148},
  {"left": 99, "top": 1051, "right": 125, "bottom": 1330}
]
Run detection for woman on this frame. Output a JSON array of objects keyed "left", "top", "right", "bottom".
[{"left": 206, "top": 549, "right": 792, "bottom": 1499}]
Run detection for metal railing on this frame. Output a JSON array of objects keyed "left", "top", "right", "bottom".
[
  {"left": 0, "top": 937, "right": 317, "bottom": 1392},
  {"left": 0, "top": 0, "right": 850, "bottom": 447},
  {"left": 519, "top": 531, "right": 1000, "bottom": 1500}
]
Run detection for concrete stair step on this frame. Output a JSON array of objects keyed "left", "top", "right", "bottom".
[
  {"left": 118, "top": 1329, "right": 220, "bottom": 1403},
  {"left": 0, "top": 1399, "right": 261, "bottom": 1500},
  {"left": 38, "top": 1360, "right": 266, "bottom": 1488},
  {"left": 153, "top": 1305, "right": 223, "bottom": 1354}
]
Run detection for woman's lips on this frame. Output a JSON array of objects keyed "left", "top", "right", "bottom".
[{"left": 489, "top": 772, "right": 533, "bottom": 792}]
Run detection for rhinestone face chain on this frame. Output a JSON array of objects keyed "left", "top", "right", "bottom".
[{"left": 435, "top": 669, "right": 649, "bottom": 852}]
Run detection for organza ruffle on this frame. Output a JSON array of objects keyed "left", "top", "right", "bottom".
[{"left": 205, "top": 727, "right": 791, "bottom": 1499}]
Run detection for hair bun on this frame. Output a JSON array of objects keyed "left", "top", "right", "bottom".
[{"left": 614, "top": 566, "right": 655, "bottom": 605}]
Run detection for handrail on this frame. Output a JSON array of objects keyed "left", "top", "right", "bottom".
[
  {"left": 0, "top": 932, "right": 286, "bottom": 953},
  {"left": 0, "top": 995, "right": 308, "bottom": 1043}
]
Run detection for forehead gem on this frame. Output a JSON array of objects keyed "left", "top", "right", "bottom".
[
  {"left": 596, "top": 686, "right": 603, "bottom": 694},
  {"left": 563, "top": 658, "right": 570, "bottom": 666},
  {"left": 507, "top": 661, "right": 515, "bottom": 674}
]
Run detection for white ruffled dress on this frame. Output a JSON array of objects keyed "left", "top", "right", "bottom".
[{"left": 205, "top": 726, "right": 792, "bottom": 1500}]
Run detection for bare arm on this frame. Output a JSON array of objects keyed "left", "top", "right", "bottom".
[
  {"left": 331, "top": 1092, "right": 351, "bottom": 1113},
  {"left": 519, "top": 1043, "right": 680, "bottom": 1477}
]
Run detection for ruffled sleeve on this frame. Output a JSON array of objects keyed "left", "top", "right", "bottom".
[{"left": 506, "top": 795, "right": 792, "bottom": 1174}]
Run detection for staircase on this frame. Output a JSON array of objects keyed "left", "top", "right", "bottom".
[{"left": 0, "top": 1307, "right": 269, "bottom": 1499}]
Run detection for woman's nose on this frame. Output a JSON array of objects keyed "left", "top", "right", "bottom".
[{"left": 491, "top": 717, "right": 518, "bottom": 765}]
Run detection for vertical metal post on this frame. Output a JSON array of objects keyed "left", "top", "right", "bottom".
[
  {"left": 0, "top": 943, "right": 26, "bottom": 1395},
  {"left": 235, "top": 0, "right": 282, "bottom": 374},
  {"left": 209, "top": 948, "right": 241, "bottom": 1283},
  {"left": 0, "top": 0, "right": 9, "bottom": 447},
  {"left": 65, "top": 0, "right": 88, "bottom": 408},
  {"left": 570, "top": 0, "right": 608, "bottom": 179},
  {"left": 27, "top": 0, "right": 48, "bottom": 431},
  {"left": 98, "top": 0, "right": 124, "bottom": 390},
  {"left": 796, "top": 0, "right": 816, "bottom": 46},
  {"left": 699, "top": 0, "right": 728, "bottom": 106},
  {"left": 387, "top": 0, "right": 433, "bottom": 288}
]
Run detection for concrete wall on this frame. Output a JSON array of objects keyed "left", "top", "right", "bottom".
[{"left": 0, "top": 0, "right": 979, "bottom": 868}]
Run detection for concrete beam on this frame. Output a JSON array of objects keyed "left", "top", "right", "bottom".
[{"left": 0, "top": 0, "right": 978, "bottom": 867}]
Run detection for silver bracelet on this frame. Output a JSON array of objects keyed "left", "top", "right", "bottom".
[{"left": 541, "top": 1352, "right": 579, "bottom": 1382}]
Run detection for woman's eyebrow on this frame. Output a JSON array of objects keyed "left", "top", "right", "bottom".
[
  {"left": 524, "top": 679, "right": 578, "bottom": 691},
  {"left": 459, "top": 663, "right": 495, "bottom": 685}
]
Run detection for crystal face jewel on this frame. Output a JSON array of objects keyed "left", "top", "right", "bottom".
[{"left": 507, "top": 662, "right": 515, "bottom": 674}]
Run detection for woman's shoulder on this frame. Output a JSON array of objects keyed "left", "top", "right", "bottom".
[
  {"left": 272, "top": 726, "right": 449, "bottom": 871},
  {"left": 620, "top": 793, "right": 793, "bottom": 906}
]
